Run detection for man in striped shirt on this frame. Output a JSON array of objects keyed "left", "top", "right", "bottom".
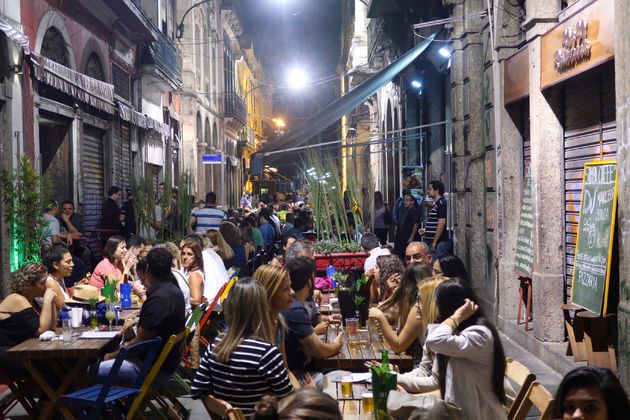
[
  {"left": 423, "top": 180, "right": 452, "bottom": 259},
  {"left": 190, "top": 192, "right": 226, "bottom": 234}
]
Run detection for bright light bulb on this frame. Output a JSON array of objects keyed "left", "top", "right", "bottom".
[
  {"left": 438, "top": 47, "right": 451, "bottom": 58},
  {"left": 411, "top": 80, "right": 422, "bottom": 89},
  {"left": 287, "top": 67, "right": 309, "bottom": 89}
]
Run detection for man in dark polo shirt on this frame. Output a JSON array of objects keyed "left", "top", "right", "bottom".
[
  {"left": 282, "top": 256, "right": 343, "bottom": 389},
  {"left": 93, "top": 247, "right": 185, "bottom": 383}
]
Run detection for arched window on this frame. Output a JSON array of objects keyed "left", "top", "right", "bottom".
[
  {"left": 41, "top": 26, "right": 70, "bottom": 67},
  {"left": 205, "top": 118, "right": 211, "bottom": 148},
  {"left": 196, "top": 112, "right": 202, "bottom": 142},
  {"left": 84, "top": 52, "right": 105, "bottom": 81}
]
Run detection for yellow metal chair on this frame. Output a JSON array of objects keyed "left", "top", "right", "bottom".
[
  {"left": 127, "top": 328, "right": 190, "bottom": 419},
  {"left": 202, "top": 395, "right": 246, "bottom": 420},
  {"left": 506, "top": 357, "right": 536, "bottom": 420},
  {"left": 221, "top": 276, "right": 238, "bottom": 301}
]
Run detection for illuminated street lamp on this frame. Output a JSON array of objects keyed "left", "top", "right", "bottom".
[
  {"left": 272, "top": 117, "right": 286, "bottom": 128},
  {"left": 286, "top": 67, "right": 309, "bottom": 90}
]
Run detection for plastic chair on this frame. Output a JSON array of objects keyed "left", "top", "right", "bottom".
[
  {"left": 512, "top": 381, "right": 555, "bottom": 420},
  {"left": 61, "top": 337, "right": 162, "bottom": 419},
  {"left": 506, "top": 357, "right": 536, "bottom": 420},
  {"left": 127, "top": 328, "right": 190, "bottom": 420},
  {"left": 202, "top": 395, "right": 246, "bottom": 420}
]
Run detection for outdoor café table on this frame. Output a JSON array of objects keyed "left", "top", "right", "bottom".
[
  {"left": 7, "top": 329, "right": 120, "bottom": 419},
  {"left": 316, "top": 322, "right": 414, "bottom": 371},
  {"left": 323, "top": 371, "right": 372, "bottom": 420}
]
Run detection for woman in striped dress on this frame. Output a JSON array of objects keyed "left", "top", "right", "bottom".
[{"left": 191, "top": 278, "right": 293, "bottom": 417}]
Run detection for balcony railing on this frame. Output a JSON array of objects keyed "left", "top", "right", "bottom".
[
  {"left": 224, "top": 92, "right": 247, "bottom": 127},
  {"left": 139, "top": 30, "right": 182, "bottom": 89}
]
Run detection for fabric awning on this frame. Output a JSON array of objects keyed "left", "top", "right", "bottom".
[
  {"left": 253, "top": 33, "right": 435, "bottom": 163},
  {"left": 31, "top": 53, "right": 115, "bottom": 114},
  {"left": 118, "top": 102, "right": 170, "bottom": 137},
  {"left": 0, "top": 14, "right": 29, "bottom": 54}
]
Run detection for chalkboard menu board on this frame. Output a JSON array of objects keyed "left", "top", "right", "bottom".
[
  {"left": 514, "top": 166, "right": 534, "bottom": 277},
  {"left": 571, "top": 161, "right": 618, "bottom": 316}
]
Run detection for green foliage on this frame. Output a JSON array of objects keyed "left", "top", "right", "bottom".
[
  {"left": 0, "top": 155, "right": 51, "bottom": 270},
  {"left": 87, "top": 297, "right": 99, "bottom": 310},
  {"left": 350, "top": 274, "right": 368, "bottom": 294},
  {"left": 332, "top": 271, "right": 349, "bottom": 287},
  {"left": 313, "top": 240, "right": 362, "bottom": 254},
  {"left": 352, "top": 294, "right": 365, "bottom": 307}
]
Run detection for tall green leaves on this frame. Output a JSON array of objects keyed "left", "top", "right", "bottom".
[{"left": 0, "top": 155, "right": 51, "bottom": 270}]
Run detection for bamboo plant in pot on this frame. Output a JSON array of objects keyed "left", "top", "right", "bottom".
[{"left": 338, "top": 273, "right": 370, "bottom": 327}]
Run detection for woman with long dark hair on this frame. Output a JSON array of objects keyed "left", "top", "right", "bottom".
[
  {"left": 369, "top": 264, "right": 432, "bottom": 361},
  {"left": 426, "top": 278, "right": 507, "bottom": 419},
  {"left": 554, "top": 366, "right": 629, "bottom": 420},
  {"left": 433, "top": 254, "right": 469, "bottom": 283}
]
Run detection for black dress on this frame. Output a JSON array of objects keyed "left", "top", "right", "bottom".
[
  {"left": 0, "top": 307, "right": 39, "bottom": 377},
  {"left": 393, "top": 206, "right": 421, "bottom": 259}
]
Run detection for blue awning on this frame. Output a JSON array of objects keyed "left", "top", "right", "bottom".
[{"left": 253, "top": 33, "right": 435, "bottom": 164}]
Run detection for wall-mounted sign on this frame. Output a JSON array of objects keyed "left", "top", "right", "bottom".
[
  {"left": 202, "top": 154, "right": 222, "bottom": 165},
  {"left": 541, "top": 0, "right": 614, "bottom": 90},
  {"left": 554, "top": 19, "right": 591, "bottom": 73}
]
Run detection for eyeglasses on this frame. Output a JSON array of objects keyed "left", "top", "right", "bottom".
[{"left": 405, "top": 253, "right": 424, "bottom": 262}]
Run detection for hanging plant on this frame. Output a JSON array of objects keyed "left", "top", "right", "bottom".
[{"left": 0, "top": 155, "right": 52, "bottom": 271}]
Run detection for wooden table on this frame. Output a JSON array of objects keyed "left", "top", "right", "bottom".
[
  {"left": 8, "top": 329, "right": 120, "bottom": 419},
  {"left": 316, "top": 323, "right": 414, "bottom": 371},
  {"left": 323, "top": 371, "right": 373, "bottom": 419}
]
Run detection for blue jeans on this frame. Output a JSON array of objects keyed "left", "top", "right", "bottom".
[{"left": 90, "top": 358, "right": 171, "bottom": 386}]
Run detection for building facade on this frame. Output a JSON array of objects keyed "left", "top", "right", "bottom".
[{"left": 344, "top": 0, "right": 630, "bottom": 388}]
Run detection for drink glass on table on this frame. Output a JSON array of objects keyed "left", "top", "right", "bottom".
[
  {"left": 105, "top": 302, "right": 116, "bottom": 331},
  {"left": 361, "top": 392, "right": 374, "bottom": 414},
  {"left": 62, "top": 318, "right": 72, "bottom": 342},
  {"left": 346, "top": 318, "right": 358, "bottom": 340},
  {"left": 340, "top": 375, "right": 353, "bottom": 398}
]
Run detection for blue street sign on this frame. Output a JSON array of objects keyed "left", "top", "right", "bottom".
[{"left": 202, "top": 154, "right": 222, "bottom": 164}]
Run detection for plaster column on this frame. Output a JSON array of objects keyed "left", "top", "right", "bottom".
[
  {"left": 525, "top": 0, "right": 564, "bottom": 342},
  {"left": 614, "top": 0, "right": 630, "bottom": 390}
]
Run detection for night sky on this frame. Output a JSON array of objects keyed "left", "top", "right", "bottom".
[{"left": 239, "top": 0, "right": 342, "bottom": 127}]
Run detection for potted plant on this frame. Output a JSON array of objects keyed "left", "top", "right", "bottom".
[
  {"left": 338, "top": 274, "right": 370, "bottom": 327},
  {"left": 0, "top": 155, "right": 51, "bottom": 274}
]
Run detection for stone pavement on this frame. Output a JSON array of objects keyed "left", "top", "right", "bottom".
[{"left": 2, "top": 333, "right": 563, "bottom": 419}]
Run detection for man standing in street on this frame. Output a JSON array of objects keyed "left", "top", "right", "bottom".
[
  {"left": 423, "top": 180, "right": 452, "bottom": 258},
  {"left": 100, "top": 186, "right": 125, "bottom": 244},
  {"left": 190, "top": 192, "right": 226, "bottom": 234}
]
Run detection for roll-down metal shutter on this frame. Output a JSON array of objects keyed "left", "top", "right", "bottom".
[
  {"left": 563, "top": 63, "right": 616, "bottom": 303},
  {"left": 114, "top": 121, "right": 131, "bottom": 189},
  {"left": 82, "top": 125, "right": 105, "bottom": 230}
]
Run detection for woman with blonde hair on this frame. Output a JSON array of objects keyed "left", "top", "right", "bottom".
[
  {"left": 207, "top": 229, "right": 234, "bottom": 265},
  {"left": 368, "top": 263, "right": 432, "bottom": 361},
  {"left": 191, "top": 278, "right": 292, "bottom": 417},
  {"left": 253, "top": 265, "right": 300, "bottom": 387}
]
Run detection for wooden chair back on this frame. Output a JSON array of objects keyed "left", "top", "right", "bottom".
[
  {"left": 127, "top": 328, "right": 190, "bottom": 419},
  {"left": 512, "top": 381, "right": 555, "bottom": 420},
  {"left": 506, "top": 357, "right": 536, "bottom": 419},
  {"left": 202, "top": 395, "right": 246, "bottom": 420}
]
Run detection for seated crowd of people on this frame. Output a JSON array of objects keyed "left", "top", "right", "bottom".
[{"left": 0, "top": 189, "right": 628, "bottom": 420}]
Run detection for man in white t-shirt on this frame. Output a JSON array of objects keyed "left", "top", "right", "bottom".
[
  {"left": 361, "top": 232, "right": 390, "bottom": 276},
  {"left": 42, "top": 200, "right": 72, "bottom": 246}
]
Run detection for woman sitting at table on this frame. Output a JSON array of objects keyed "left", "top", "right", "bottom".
[
  {"left": 368, "top": 263, "right": 432, "bottom": 362},
  {"left": 42, "top": 245, "right": 74, "bottom": 310},
  {"left": 0, "top": 263, "right": 58, "bottom": 377},
  {"left": 425, "top": 278, "right": 507, "bottom": 419},
  {"left": 90, "top": 235, "right": 137, "bottom": 290},
  {"left": 253, "top": 265, "right": 301, "bottom": 387},
  {"left": 370, "top": 254, "right": 405, "bottom": 306},
  {"left": 191, "top": 278, "right": 293, "bottom": 417},
  {"left": 207, "top": 229, "right": 234, "bottom": 268},
  {"left": 179, "top": 240, "right": 204, "bottom": 310}
]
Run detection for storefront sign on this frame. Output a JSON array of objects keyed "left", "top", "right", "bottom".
[
  {"left": 554, "top": 20, "right": 591, "bottom": 72},
  {"left": 571, "top": 161, "right": 618, "bottom": 316},
  {"left": 504, "top": 47, "right": 529, "bottom": 105},
  {"left": 541, "top": 0, "right": 614, "bottom": 90}
]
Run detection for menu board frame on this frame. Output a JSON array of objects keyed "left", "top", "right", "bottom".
[{"left": 570, "top": 160, "right": 618, "bottom": 316}]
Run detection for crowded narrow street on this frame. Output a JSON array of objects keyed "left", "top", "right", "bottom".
[{"left": 0, "top": 0, "right": 629, "bottom": 419}]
